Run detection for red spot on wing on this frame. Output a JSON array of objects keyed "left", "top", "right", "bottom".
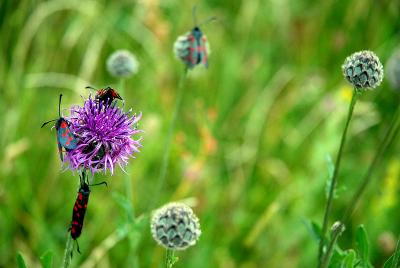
[{"left": 60, "top": 121, "right": 68, "bottom": 128}]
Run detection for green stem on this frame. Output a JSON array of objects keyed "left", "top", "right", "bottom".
[
  {"left": 119, "top": 79, "right": 134, "bottom": 219},
  {"left": 151, "top": 67, "right": 188, "bottom": 209},
  {"left": 320, "top": 105, "right": 400, "bottom": 268},
  {"left": 165, "top": 249, "right": 178, "bottom": 268},
  {"left": 118, "top": 78, "right": 138, "bottom": 266},
  {"left": 318, "top": 90, "right": 358, "bottom": 267},
  {"left": 62, "top": 234, "right": 73, "bottom": 268}
]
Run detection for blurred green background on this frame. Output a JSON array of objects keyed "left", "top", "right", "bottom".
[{"left": 1, "top": 0, "right": 400, "bottom": 267}]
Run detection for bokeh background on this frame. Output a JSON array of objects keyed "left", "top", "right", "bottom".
[{"left": 1, "top": 0, "right": 400, "bottom": 267}]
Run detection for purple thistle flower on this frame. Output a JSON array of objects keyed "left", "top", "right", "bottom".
[{"left": 64, "top": 96, "right": 142, "bottom": 174}]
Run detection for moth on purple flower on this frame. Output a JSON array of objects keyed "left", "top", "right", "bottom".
[
  {"left": 86, "top": 86, "right": 123, "bottom": 106},
  {"left": 69, "top": 170, "right": 107, "bottom": 253},
  {"left": 64, "top": 96, "right": 142, "bottom": 175},
  {"left": 41, "top": 94, "right": 78, "bottom": 161}
]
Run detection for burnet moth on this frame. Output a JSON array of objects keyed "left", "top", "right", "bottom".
[
  {"left": 69, "top": 170, "right": 107, "bottom": 253},
  {"left": 41, "top": 94, "right": 78, "bottom": 161},
  {"left": 86, "top": 86, "right": 123, "bottom": 106},
  {"left": 181, "top": 7, "right": 216, "bottom": 69}
]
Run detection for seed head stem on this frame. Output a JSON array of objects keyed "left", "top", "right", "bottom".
[{"left": 318, "top": 90, "right": 358, "bottom": 267}]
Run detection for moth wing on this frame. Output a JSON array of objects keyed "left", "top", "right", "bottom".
[
  {"left": 199, "top": 35, "right": 209, "bottom": 68},
  {"left": 57, "top": 141, "right": 64, "bottom": 162},
  {"left": 187, "top": 34, "right": 199, "bottom": 69},
  {"left": 65, "top": 132, "right": 78, "bottom": 150},
  {"left": 57, "top": 120, "right": 78, "bottom": 150}
]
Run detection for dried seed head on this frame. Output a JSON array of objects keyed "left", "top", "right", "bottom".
[
  {"left": 386, "top": 49, "right": 400, "bottom": 90},
  {"left": 106, "top": 50, "right": 139, "bottom": 78},
  {"left": 342, "top": 50, "right": 384, "bottom": 90},
  {"left": 151, "top": 202, "right": 201, "bottom": 250}
]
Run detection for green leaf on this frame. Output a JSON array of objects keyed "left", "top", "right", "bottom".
[
  {"left": 341, "top": 249, "right": 356, "bottom": 268},
  {"left": 383, "top": 239, "right": 400, "bottom": 268},
  {"left": 303, "top": 220, "right": 322, "bottom": 242},
  {"left": 16, "top": 252, "right": 27, "bottom": 268},
  {"left": 330, "top": 246, "right": 347, "bottom": 268},
  {"left": 355, "top": 225, "right": 371, "bottom": 267},
  {"left": 383, "top": 255, "right": 395, "bottom": 268},
  {"left": 40, "top": 250, "right": 53, "bottom": 268},
  {"left": 112, "top": 191, "right": 133, "bottom": 221}
]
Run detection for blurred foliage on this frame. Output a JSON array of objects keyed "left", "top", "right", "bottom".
[{"left": 1, "top": 0, "right": 400, "bottom": 267}]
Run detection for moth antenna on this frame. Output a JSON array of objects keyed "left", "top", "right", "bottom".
[
  {"left": 41, "top": 119, "right": 57, "bottom": 128},
  {"left": 85, "top": 86, "right": 96, "bottom": 95},
  {"left": 58, "top": 94, "right": 63, "bottom": 118},
  {"left": 192, "top": 5, "right": 198, "bottom": 27},
  {"left": 198, "top": 16, "right": 217, "bottom": 27}
]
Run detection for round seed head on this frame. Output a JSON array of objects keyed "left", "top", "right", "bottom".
[
  {"left": 106, "top": 49, "right": 139, "bottom": 78},
  {"left": 342, "top": 50, "right": 383, "bottom": 90},
  {"left": 386, "top": 49, "right": 400, "bottom": 90},
  {"left": 151, "top": 202, "right": 201, "bottom": 250}
]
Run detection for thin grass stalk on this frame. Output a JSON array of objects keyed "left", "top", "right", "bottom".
[
  {"left": 343, "top": 107, "right": 400, "bottom": 221},
  {"left": 62, "top": 234, "right": 73, "bottom": 268},
  {"left": 119, "top": 78, "right": 135, "bottom": 220},
  {"left": 318, "top": 90, "right": 358, "bottom": 267},
  {"left": 118, "top": 78, "right": 137, "bottom": 265},
  {"left": 150, "top": 67, "right": 188, "bottom": 209}
]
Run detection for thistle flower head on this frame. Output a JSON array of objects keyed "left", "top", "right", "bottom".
[
  {"left": 342, "top": 50, "right": 384, "bottom": 90},
  {"left": 151, "top": 202, "right": 201, "bottom": 250},
  {"left": 64, "top": 96, "right": 142, "bottom": 174},
  {"left": 107, "top": 50, "right": 139, "bottom": 78},
  {"left": 386, "top": 49, "right": 400, "bottom": 90}
]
